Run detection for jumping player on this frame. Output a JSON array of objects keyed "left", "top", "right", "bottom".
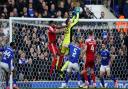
[
  {"left": 58, "top": 7, "right": 80, "bottom": 73},
  {"left": 47, "top": 21, "right": 66, "bottom": 75},
  {"left": 98, "top": 43, "right": 118, "bottom": 88},
  {"left": 0, "top": 42, "right": 19, "bottom": 89},
  {"left": 59, "top": 37, "right": 81, "bottom": 88},
  {"left": 82, "top": 30, "right": 97, "bottom": 88}
]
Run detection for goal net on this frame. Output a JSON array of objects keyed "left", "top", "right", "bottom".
[{"left": 5, "top": 18, "right": 128, "bottom": 88}]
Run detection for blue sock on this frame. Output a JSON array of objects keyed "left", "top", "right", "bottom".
[
  {"left": 110, "top": 75, "right": 116, "bottom": 82},
  {"left": 100, "top": 77, "right": 105, "bottom": 87},
  {"left": 81, "top": 74, "right": 85, "bottom": 83},
  {"left": 65, "top": 72, "right": 70, "bottom": 83},
  {"left": 6, "top": 80, "right": 9, "bottom": 87},
  {"left": 88, "top": 75, "right": 91, "bottom": 85},
  {"left": 77, "top": 72, "right": 81, "bottom": 81},
  {"left": 13, "top": 79, "right": 17, "bottom": 85}
]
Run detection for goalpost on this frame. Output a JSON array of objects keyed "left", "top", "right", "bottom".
[{"left": 1, "top": 17, "right": 128, "bottom": 88}]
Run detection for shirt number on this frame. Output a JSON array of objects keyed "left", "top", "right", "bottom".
[
  {"left": 91, "top": 45, "right": 94, "bottom": 52},
  {"left": 3, "top": 51, "right": 11, "bottom": 58},
  {"left": 72, "top": 48, "right": 77, "bottom": 57}
]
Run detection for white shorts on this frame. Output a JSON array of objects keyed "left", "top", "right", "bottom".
[
  {"left": 100, "top": 65, "right": 110, "bottom": 73},
  {"left": 67, "top": 62, "right": 79, "bottom": 73},
  {"left": 0, "top": 62, "right": 14, "bottom": 72}
]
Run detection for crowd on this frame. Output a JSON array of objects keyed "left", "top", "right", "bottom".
[{"left": 0, "top": 0, "right": 128, "bottom": 19}]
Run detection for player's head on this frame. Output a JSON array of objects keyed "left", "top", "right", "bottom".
[
  {"left": 49, "top": 21, "right": 56, "bottom": 28},
  {"left": 88, "top": 30, "right": 93, "bottom": 36},
  {"left": 75, "top": 37, "right": 79, "bottom": 46},
  {"left": 65, "top": 17, "right": 71, "bottom": 25},
  {"left": 102, "top": 43, "right": 106, "bottom": 49},
  {"left": 10, "top": 42, "right": 16, "bottom": 49}
]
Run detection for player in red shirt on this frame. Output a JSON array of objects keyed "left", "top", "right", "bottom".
[
  {"left": 82, "top": 30, "right": 96, "bottom": 88},
  {"left": 48, "top": 21, "right": 65, "bottom": 75}
]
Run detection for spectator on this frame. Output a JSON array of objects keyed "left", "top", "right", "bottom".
[
  {"left": 28, "top": 3, "right": 34, "bottom": 17},
  {"left": 58, "top": 1, "right": 65, "bottom": 14},
  {"left": 64, "top": 11, "right": 69, "bottom": 18},
  {"left": 13, "top": 8, "right": 18, "bottom": 17},
  {"left": 23, "top": 7, "right": 28, "bottom": 17},
  {"left": 16, "top": 0, "right": 26, "bottom": 17},
  {"left": 49, "top": 3, "right": 56, "bottom": 18},
  {"left": 100, "top": 11, "right": 105, "bottom": 19},
  {"left": 123, "top": 0, "right": 128, "bottom": 18},
  {"left": 3, "top": 6, "right": 8, "bottom": 19},
  {"left": 56, "top": 10, "right": 62, "bottom": 18},
  {"left": 19, "top": 52, "right": 28, "bottom": 64}
]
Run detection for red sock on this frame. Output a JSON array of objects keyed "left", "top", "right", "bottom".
[
  {"left": 50, "top": 58, "right": 57, "bottom": 75},
  {"left": 91, "top": 73, "right": 96, "bottom": 83},
  {"left": 58, "top": 54, "right": 64, "bottom": 70},
  {"left": 83, "top": 71, "right": 88, "bottom": 81}
]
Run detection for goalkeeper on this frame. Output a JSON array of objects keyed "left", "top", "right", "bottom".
[{"left": 57, "top": 7, "right": 80, "bottom": 73}]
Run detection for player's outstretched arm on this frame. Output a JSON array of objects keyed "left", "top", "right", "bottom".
[{"left": 55, "top": 25, "right": 67, "bottom": 33}]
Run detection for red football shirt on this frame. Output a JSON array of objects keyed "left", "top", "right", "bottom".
[
  {"left": 48, "top": 26, "right": 56, "bottom": 43},
  {"left": 85, "top": 37, "right": 96, "bottom": 60}
]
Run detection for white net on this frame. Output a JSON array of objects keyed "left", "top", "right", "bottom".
[{"left": 3, "top": 18, "right": 128, "bottom": 88}]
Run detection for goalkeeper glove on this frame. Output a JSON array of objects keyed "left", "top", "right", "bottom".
[{"left": 75, "top": 7, "right": 80, "bottom": 13}]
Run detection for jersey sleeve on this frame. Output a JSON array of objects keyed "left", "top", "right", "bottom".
[{"left": 70, "top": 13, "right": 79, "bottom": 27}]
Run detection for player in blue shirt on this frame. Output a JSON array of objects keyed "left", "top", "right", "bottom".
[
  {"left": 60, "top": 38, "right": 81, "bottom": 88},
  {"left": 0, "top": 42, "right": 19, "bottom": 89},
  {"left": 98, "top": 43, "right": 118, "bottom": 88}
]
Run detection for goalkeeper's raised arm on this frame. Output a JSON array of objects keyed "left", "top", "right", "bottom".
[{"left": 70, "top": 7, "right": 80, "bottom": 26}]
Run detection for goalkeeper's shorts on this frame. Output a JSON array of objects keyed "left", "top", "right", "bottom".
[{"left": 61, "top": 41, "right": 70, "bottom": 55}]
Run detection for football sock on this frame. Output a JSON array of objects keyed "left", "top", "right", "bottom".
[
  {"left": 65, "top": 72, "right": 70, "bottom": 83},
  {"left": 88, "top": 75, "right": 91, "bottom": 85},
  {"left": 6, "top": 79, "right": 9, "bottom": 87},
  {"left": 100, "top": 77, "right": 105, "bottom": 87},
  {"left": 50, "top": 58, "right": 57, "bottom": 75},
  {"left": 83, "top": 71, "right": 88, "bottom": 82},
  {"left": 110, "top": 75, "right": 116, "bottom": 82},
  {"left": 61, "top": 61, "right": 70, "bottom": 72},
  {"left": 81, "top": 74, "right": 85, "bottom": 83},
  {"left": 58, "top": 54, "right": 64, "bottom": 70},
  {"left": 91, "top": 73, "right": 96, "bottom": 83}
]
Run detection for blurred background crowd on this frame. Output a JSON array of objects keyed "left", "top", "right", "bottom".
[
  {"left": 0, "top": 0, "right": 128, "bottom": 82},
  {"left": 0, "top": 0, "right": 128, "bottom": 19}
]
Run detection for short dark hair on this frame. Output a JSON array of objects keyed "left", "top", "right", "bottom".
[
  {"left": 89, "top": 30, "right": 93, "bottom": 35},
  {"left": 10, "top": 42, "right": 15, "bottom": 47},
  {"left": 49, "top": 21, "right": 54, "bottom": 25}
]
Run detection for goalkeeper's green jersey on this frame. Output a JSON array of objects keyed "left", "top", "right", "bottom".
[{"left": 63, "top": 13, "right": 79, "bottom": 45}]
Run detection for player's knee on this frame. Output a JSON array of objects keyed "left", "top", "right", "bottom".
[
  {"left": 106, "top": 68, "right": 110, "bottom": 76},
  {"left": 106, "top": 71, "right": 110, "bottom": 77},
  {"left": 100, "top": 71, "right": 104, "bottom": 77},
  {"left": 90, "top": 69, "right": 94, "bottom": 74},
  {"left": 81, "top": 70, "right": 86, "bottom": 75},
  {"left": 53, "top": 54, "right": 57, "bottom": 58}
]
